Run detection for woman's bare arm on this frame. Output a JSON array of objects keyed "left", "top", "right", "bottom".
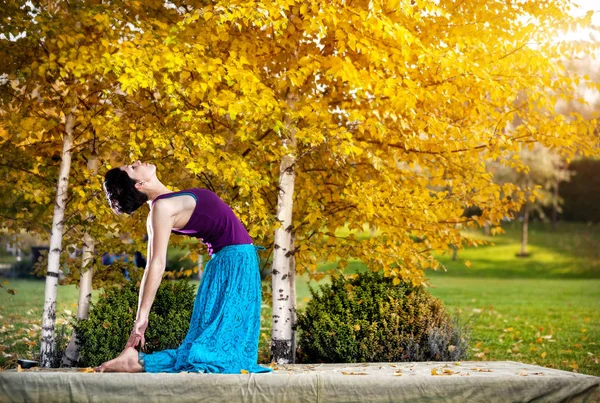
[{"left": 135, "top": 200, "right": 174, "bottom": 322}]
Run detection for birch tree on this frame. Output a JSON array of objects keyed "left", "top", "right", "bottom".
[
  {"left": 61, "top": 147, "right": 97, "bottom": 367},
  {"left": 40, "top": 113, "right": 75, "bottom": 366},
  {"left": 271, "top": 153, "right": 297, "bottom": 363}
]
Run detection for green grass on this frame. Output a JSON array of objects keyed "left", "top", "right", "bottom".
[
  {"left": 0, "top": 221, "right": 598, "bottom": 376},
  {"left": 426, "top": 277, "right": 599, "bottom": 376},
  {"left": 0, "top": 280, "right": 101, "bottom": 369},
  {"left": 433, "top": 221, "right": 600, "bottom": 279}
]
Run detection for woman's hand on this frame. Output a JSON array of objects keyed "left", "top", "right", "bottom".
[{"left": 125, "top": 317, "right": 148, "bottom": 350}]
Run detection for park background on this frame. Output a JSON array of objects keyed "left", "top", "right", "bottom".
[{"left": 0, "top": 0, "right": 599, "bottom": 376}]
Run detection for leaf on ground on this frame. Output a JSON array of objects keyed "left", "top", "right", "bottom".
[
  {"left": 342, "top": 372, "right": 368, "bottom": 375},
  {"left": 470, "top": 368, "right": 492, "bottom": 372},
  {"left": 78, "top": 367, "right": 95, "bottom": 373},
  {"left": 240, "top": 369, "right": 249, "bottom": 374},
  {"left": 7, "top": 289, "right": 16, "bottom": 295},
  {"left": 432, "top": 368, "right": 459, "bottom": 376}
]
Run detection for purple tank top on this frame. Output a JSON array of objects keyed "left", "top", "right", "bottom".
[{"left": 151, "top": 188, "right": 253, "bottom": 253}]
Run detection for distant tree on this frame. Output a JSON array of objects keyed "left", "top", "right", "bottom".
[{"left": 488, "top": 144, "right": 571, "bottom": 256}]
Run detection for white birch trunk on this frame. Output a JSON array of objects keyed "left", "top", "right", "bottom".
[
  {"left": 40, "top": 113, "right": 75, "bottom": 368},
  {"left": 61, "top": 151, "right": 97, "bottom": 367},
  {"left": 271, "top": 154, "right": 296, "bottom": 364},
  {"left": 289, "top": 232, "right": 297, "bottom": 361}
]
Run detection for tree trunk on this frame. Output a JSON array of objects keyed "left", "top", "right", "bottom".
[
  {"left": 271, "top": 154, "right": 296, "bottom": 364},
  {"left": 552, "top": 178, "right": 559, "bottom": 231},
  {"left": 519, "top": 203, "right": 530, "bottom": 257},
  {"left": 41, "top": 114, "right": 75, "bottom": 368},
  {"left": 483, "top": 221, "right": 490, "bottom": 236},
  {"left": 289, "top": 232, "right": 297, "bottom": 361},
  {"left": 61, "top": 150, "right": 97, "bottom": 367}
]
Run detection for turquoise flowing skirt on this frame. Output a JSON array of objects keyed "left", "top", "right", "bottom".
[{"left": 139, "top": 244, "right": 272, "bottom": 373}]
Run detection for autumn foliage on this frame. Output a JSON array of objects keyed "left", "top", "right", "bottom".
[{"left": 1, "top": 0, "right": 599, "bottom": 286}]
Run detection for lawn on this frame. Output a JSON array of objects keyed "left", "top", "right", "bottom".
[{"left": 0, "top": 221, "right": 598, "bottom": 376}]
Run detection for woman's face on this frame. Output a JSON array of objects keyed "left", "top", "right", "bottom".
[{"left": 119, "top": 160, "right": 156, "bottom": 185}]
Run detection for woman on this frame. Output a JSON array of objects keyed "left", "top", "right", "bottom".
[{"left": 98, "top": 160, "right": 270, "bottom": 374}]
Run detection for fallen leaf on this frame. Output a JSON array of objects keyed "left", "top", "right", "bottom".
[
  {"left": 541, "top": 352, "right": 547, "bottom": 359},
  {"left": 341, "top": 372, "right": 368, "bottom": 375},
  {"left": 470, "top": 368, "right": 492, "bottom": 372},
  {"left": 240, "top": 369, "right": 249, "bottom": 374},
  {"left": 443, "top": 369, "right": 458, "bottom": 375},
  {"left": 78, "top": 367, "right": 95, "bottom": 373}
]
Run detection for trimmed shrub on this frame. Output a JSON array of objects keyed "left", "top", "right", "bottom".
[
  {"left": 296, "top": 271, "right": 470, "bottom": 363},
  {"left": 10, "top": 259, "right": 36, "bottom": 279},
  {"left": 74, "top": 280, "right": 196, "bottom": 367}
]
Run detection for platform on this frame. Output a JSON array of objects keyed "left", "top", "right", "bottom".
[{"left": 1, "top": 361, "right": 598, "bottom": 402}]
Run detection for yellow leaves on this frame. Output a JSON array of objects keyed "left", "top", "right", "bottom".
[
  {"left": 471, "top": 368, "right": 492, "bottom": 373},
  {"left": 540, "top": 352, "right": 547, "bottom": 359},
  {"left": 431, "top": 368, "right": 459, "bottom": 376}
]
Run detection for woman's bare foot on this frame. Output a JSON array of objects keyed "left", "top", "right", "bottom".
[{"left": 95, "top": 347, "right": 144, "bottom": 373}]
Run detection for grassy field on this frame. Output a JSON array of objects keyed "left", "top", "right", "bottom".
[{"left": 0, "top": 221, "right": 598, "bottom": 376}]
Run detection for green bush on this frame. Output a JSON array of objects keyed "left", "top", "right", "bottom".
[
  {"left": 10, "top": 259, "right": 38, "bottom": 279},
  {"left": 296, "top": 271, "right": 470, "bottom": 363},
  {"left": 166, "top": 250, "right": 197, "bottom": 273},
  {"left": 74, "top": 280, "right": 196, "bottom": 367}
]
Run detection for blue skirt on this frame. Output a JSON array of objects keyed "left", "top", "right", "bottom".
[{"left": 139, "top": 244, "right": 272, "bottom": 373}]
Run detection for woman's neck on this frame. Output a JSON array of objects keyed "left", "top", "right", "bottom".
[{"left": 145, "top": 181, "right": 173, "bottom": 203}]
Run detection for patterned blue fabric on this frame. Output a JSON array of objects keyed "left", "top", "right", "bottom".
[{"left": 139, "top": 244, "right": 271, "bottom": 373}]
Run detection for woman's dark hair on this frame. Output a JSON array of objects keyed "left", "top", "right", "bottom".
[{"left": 103, "top": 168, "right": 148, "bottom": 214}]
